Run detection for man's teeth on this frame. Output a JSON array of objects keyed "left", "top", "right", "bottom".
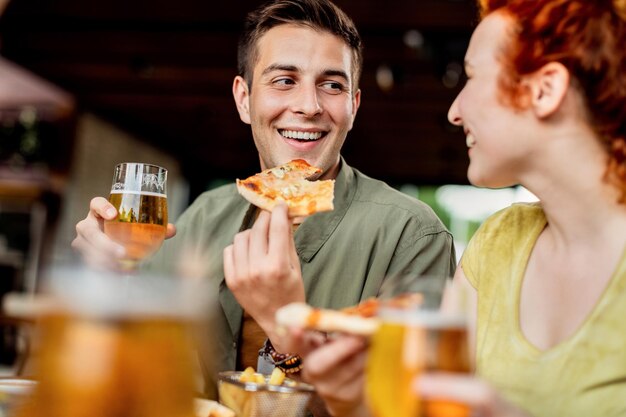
[
  {"left": 281, "top": 130, "right": 323, "bottom": 140},
  {"left": 466, "top": 134, "right": 477, "bottom": 148}
]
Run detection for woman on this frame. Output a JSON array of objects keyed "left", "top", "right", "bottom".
[{"left": 285, "top": 0, "right": 626, "bottom": 416}]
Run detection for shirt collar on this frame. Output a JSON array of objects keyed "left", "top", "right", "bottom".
[{"left": 295, "top": 156, "right": 357, "bottom": 262}]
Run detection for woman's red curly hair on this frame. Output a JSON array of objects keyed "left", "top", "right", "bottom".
[{"left": 479, "top": 0, "right": 626, "bottom": 202}]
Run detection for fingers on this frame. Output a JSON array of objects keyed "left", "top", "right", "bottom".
[
  {"left": 250, "top": 210, "right": 270, "bottom": 260},
  {"left": 166, "top": 223, "right": 176, "bottom": 239},
  {"left": 268, "top": 204, "right": 293, "bottom": 259},
  {"left": 302, "top": 336, "right": 368, "bottom": 409},
  {"left": 89, "top": 196, "right": 117, "bottom": 220},
  {"left": 226, "top": 205, "right": 296, "bottom": 284},
  {"left": 72, "top": 197, "right": 125, "bottom": 266},
  {"left": 305, "top": 336, "right": 367, "bottom": 377},
  {"left": 224, "top": 204, "right": 304, "bottom": 335},
  {"left": 223, "top": 244, "right": 235, "bottom": 283},
  {"left": 224, "top": 230, "right": 250, "bottom": 290},
  {"left": 74, "top": 217, "right": 123, "bottom": 255},
  {"left": 415, "top": 373, "right": 528, "bottom": 417},
  {"left": 417, "top": 373, "right": 494, "bottom": 405},
  {"left": 279, "top": 327, "right": 327, "bottom": 357},
  {"left": 268, "top": 204, "right": 300, "bottom": 271}
]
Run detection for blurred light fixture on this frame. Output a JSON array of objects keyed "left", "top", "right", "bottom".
[
  {"left": 376, "top": 64, "right": 394, "bottom": 92},
  {"left": 442, "top": 61, "right": 463, "bottom": 89},
  {"left": 0, "top": 0, "right": 10, "bottom": 15},
  {"left": 403, "top": 29, "right": 425, "bottom": 50}
]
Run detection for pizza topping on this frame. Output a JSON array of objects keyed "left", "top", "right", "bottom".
[
  {"left": 270, "top": 167, "right": 287, "bottom": 179},
  {"left": 342, "top": 298, "right": 379, "bottom": 318},
  {"left": 306, "top": 309, "right": 322, "bottom": 328}
]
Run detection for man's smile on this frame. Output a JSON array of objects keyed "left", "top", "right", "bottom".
[{"left": 279, "top": 129, "right": 327, "bottom": 141}]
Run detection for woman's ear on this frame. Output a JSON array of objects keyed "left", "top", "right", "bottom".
[
  {"left": 232, "top": 75, "right": 251, "bottom": 125},
  {"left": 528, "top": 62, "right": 570, "bottom": 118}
]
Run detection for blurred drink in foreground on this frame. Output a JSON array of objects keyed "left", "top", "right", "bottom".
[
  {"left": 20, "top": 315, "right": 195, "bottom": 417},
  {"left": 366, "top": 308, "right": 470, "bottom": 417},
  {"left": 10, "top": 267, "right": 211, "bottom": 417},
  {"left": 103, "top": 162, "right": 168, "bottom": 270}
]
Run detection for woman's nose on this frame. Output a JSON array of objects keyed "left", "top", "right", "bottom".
[{"left": 447, "top": 95, "right": 463, "bottom": 126}]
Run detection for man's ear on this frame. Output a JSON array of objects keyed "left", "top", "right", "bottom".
[
  {"left": 352, "top": 88, "right": 361, "bottom": 118},
  {"left": 528, "top": 62, "right": 570, "bottom": 118},
  {"left": 232, "top": 75, "right": 251, "bottom": 125}
]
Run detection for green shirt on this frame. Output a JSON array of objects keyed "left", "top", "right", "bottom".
[
  {"left": 150, "top": 159, "right": 455, "bottom": 396},
  {"left": 462, "top": 203, "right": 626, "bottom": 417}
]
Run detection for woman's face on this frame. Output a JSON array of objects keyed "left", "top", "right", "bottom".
[{"left": 448, "top": 12, "right": 536, "bottom": 188}]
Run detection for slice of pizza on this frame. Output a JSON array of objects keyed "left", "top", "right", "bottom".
[
  {"left": 276, "top": 302, "right": 380, "bottom": 336},
  {"left": 236, "top": 159, "right": 334, "bottom": 217},
  {"left": 275, "top": 293, "right": 424, "bottom": 336}
]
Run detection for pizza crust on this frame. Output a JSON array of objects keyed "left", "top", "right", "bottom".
[
  {"left": 275, "top": 302, "right": 380, "bottom": 336},
  {"left": 275, "top": 294, "right": 425, "bottom": 336}
]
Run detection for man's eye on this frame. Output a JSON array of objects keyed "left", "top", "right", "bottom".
[
  {"left": 321, "top": 81, "right": 346, "bottom": 93},
  {"left": 274, "top": 78, "right": 295, "bottom": 86}
]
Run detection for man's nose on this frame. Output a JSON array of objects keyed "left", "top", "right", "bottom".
[{"left": 291, "top": 84, "right": 323, "bottom": 116}]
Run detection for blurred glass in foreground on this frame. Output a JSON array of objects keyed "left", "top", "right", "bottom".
[{"left": 5, "top": 266, "right": 212, "bottom": 417}]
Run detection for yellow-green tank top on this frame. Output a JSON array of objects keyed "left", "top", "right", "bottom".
[{"left": 462, "top": 203, "right": 626, "bottom": 417}]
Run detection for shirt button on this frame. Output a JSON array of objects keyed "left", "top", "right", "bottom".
[{"left": 232, "top": 342, "right": 237, "bottom": 350}]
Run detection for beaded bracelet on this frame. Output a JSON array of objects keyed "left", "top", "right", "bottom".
[{"left": 261, "top": 338, "right": 303, "bottom": 374}]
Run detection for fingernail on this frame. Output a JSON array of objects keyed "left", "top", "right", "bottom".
[
  {"left": 116, "top": 246, "right": 126, "bottom": 257},
  {"left": 106, "top": 208, "right": 117, "bottom": 218}
]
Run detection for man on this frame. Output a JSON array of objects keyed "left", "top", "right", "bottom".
[{"left": 72, "top": 0, "right": 455, "bottom": 409}]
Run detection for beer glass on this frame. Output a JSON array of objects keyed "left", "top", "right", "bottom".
[
  {"left": 12, "top": 267, "right": 212, "bottom": 417},
  {"left": 366, "top": 278, "right": 471, "bottom": 417},
  {"left": 103, "top": 163, "right": 168, "bottom": 270}
]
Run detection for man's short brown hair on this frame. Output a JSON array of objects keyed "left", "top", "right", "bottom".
[{"left": 237, "top": 0, "right": 363, "bottom": 91}]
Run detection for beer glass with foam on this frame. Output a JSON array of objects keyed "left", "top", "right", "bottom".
[{"left": 103, "top": 162, "right": 168, "bottom": 270}]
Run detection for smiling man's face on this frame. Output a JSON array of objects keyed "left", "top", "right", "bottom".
[{"left": 233, "top": 24, "right": 361, "bottom": 180}]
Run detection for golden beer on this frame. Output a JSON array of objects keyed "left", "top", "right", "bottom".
[
  {"left": 104, "top": 191, "right": 168, "bottom": 267},
  {"left": 366, "top": 310, "right": 470, "bottom": 417},
  {"left": 15, "top": 314, "right": 196, "bottom": 417},
  {"left": 12, "top": 268, "right": 211, "bottom": 417}
]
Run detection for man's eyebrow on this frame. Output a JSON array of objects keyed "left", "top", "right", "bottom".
[
  {"left": 260, "top": 64, "right": 350, "bottom": 82},
  {"left": 322, "top": 69, "right": 349, "bottom": 81},
  {"left": 261, "top": 64, "right": 298, "bottom": 76}
]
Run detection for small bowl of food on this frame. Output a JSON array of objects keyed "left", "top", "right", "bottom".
[
  {"left": 0, "top": 378, "right": 37, "bottom": 413},
  {"left": 218, "top": 368, "right": 314, "bottom": 417}
]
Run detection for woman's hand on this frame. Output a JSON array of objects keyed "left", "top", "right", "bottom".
[
  {"left": 281, "top": 328, "right": 372, "bottom": 417},
  {"left": 416, "top": 373, "right": 532, "bottom": 417}
]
